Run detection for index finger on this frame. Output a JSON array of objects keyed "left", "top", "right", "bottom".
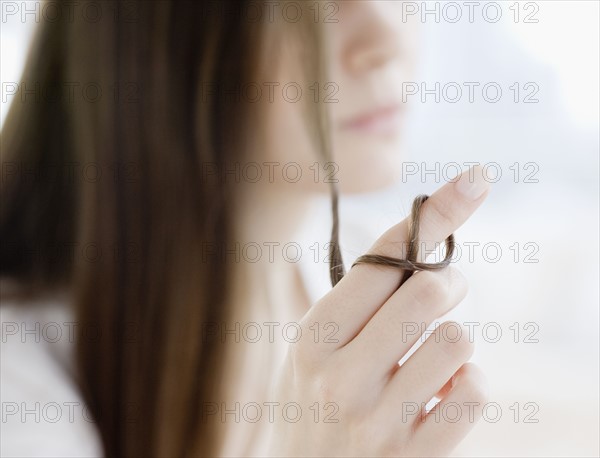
[{"left": 306, "top": 165, "right": 490, "bottom": 349}]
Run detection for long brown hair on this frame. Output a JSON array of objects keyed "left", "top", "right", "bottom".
[
  {"left": 0, "top": 1, "right": 333, "bottom": 456},
  {"left": 1, "top": 1, "right": 452, "bottom": 456}
]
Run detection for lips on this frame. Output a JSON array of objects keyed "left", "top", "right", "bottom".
[{"left": 339, "top": 104, "right": 403, "bottom": 135}]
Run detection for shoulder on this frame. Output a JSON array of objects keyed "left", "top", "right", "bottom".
[{"left": 1, "top": 280, "right": 103, "bottom": 457}]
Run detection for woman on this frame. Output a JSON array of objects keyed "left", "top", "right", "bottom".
[{"left": 0, "top": 1, "right": 490, "bottom": 456}]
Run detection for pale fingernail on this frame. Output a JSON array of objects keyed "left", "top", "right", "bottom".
[{"left": 455, "top": 166, "right": 489, "bottom": 201}]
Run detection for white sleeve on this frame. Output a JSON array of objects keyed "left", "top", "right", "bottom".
[{"left": 1, "top": 298, "right": 103, "bottom": 458}]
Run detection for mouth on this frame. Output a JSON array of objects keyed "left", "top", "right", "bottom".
[{"left": 339, "top": 104, "right": 403, "bottom": 135}]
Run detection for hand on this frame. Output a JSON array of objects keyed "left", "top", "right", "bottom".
[{"left": 268, "top": 166, "right": 491, "bottom": 457}]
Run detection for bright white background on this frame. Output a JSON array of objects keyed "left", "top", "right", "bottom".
[{"left": 2, "top": 1, "right": 599, "bottom": 456}]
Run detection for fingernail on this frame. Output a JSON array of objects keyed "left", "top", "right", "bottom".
[{"left": 455, "top": 166, "right": 489, "bottom": 201}]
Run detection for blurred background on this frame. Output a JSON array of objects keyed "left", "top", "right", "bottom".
[
  {"left": 338, "top": 2, "right": 600, "bottom": 456},
  {"left": 2, "top": 1, "right": 598, "bottom": 456}
]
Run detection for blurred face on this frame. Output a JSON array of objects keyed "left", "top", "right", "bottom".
[{"left": 257, "top": 1, "right": 417, "bottom": 194}]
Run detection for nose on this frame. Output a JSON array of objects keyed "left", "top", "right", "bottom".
[{"left": 342, "top": 4, "right": 401, "bottom": 75}]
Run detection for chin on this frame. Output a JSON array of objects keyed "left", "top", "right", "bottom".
[{"left": 335, "top": 142, "right": 403, "bottom": 194}]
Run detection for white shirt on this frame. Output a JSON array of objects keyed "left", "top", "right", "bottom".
[{"left": 0, "top": 285, "right": 102, "bottom": 457}]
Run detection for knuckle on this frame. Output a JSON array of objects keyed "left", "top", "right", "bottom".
[
  {"left": 459, "top": 363, "right": 489, "bottom": 404},
  {"left": 287, "top": 338, "right": 318, "bottom": 372},
  {"left": 287, "top": 319, "right": 331, "bottom": 370},
  {"left": 422, "top": 196, "right": 455, "bottom": 233},
  {"left": 379, "top": 440, "right": 409, "bottom": 458},
  {"left": 312, "top": 367, "right": 350, "bottom": 404},
  {"left": 437, "top": 321, "right": 475, "bottom": 361},
  {"left": 412, "top": 270, "right": 449, "bottom": 308},
  {"left": 405, "top": 268, "right": 468, "bottom": 319},
  {"left": 448, "top": 266, "right": 469, "bottom": 300},
  {"left": 286, "top": 347, "right": 359, "bottom": 408},
  {"left": 466, "top": 379, "right": 489, "bottom": 407}
]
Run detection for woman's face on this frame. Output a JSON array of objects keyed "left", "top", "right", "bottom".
[{"left": 258, "top": 1, "right": 417, "bottom": 194}]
